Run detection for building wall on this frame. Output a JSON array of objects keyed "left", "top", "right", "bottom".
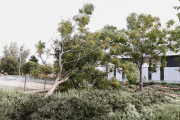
[
  {"left": 142, "top": 67, "right": 148, "bottom": 82},
  {"left": 151, "top": 67, "right": 160, "bottom": 81},
  {"left": 164, "top": 67, "right": 180, "bottom": 83},
  {"left": 116, "top": 68, "right": 122, "bottom": 81},
  {"left": 99, "top": 66, "right": 180, "bottom": 83},
  {"left": 108, "top": 71, "right": 114, "bottom": 79}
]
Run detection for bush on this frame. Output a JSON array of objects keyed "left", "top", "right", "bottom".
[
  {"left": 0, "top": 88, "right": 180, "bottom": 119},
  {"left": 127, "top": 85, "right": 137, "bottom": 89},
  {"left": 149, "top": 80, "right": 156, "bottom": 85}
]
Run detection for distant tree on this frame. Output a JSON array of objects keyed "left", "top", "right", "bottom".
[
  {"left": 18, "top": 44, "right": 30, "bottom": 64},
  {"left": 1, "top": 57, "right": 18, "bottom": 75},
  {"left": 3, "top": 42, "right": 30, "bottom": 63},
  {"left": 29, "top": 55, "right": 38, "bottom": 63},
  {"left": 116, "top": 13, "right": 178, "bottom": 91},
  {"left": 3, "top": 42, "right": 19, "bottom": 59},
  {"left": 21, "top": 61, "right": 38, "bottom": 74},
  {"left": 38, "top": 64, "right": 53, "bottom": 75}
]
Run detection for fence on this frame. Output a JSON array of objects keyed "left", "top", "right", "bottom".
[{"left": 0, "top": 75, "right": 55, "bottom": 92}]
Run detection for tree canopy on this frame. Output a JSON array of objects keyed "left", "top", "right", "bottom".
[
  {"left": 114, "top": 13, "right": 179, "bottom": 91},
  {"left": 36, "top": 3, "right": 121, "bottom": 96},
  {"left": 29, "top": 55, "right": 38, "bottom": 63},
  {"left": 1, "top": 56, "right": 19, "bottom": 75}
]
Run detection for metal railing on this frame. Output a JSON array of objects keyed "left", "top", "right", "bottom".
[{"left": 0, "top": 75, "right": 55, "bottom": 92}]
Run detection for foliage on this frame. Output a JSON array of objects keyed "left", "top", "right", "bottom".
[
  {"left": 1, "top": 56, "right": 19, "bottom": 75},
  {"left": 114, "top": 13, "right": 179, "bottom": 91},
  {"left": 0, "top": 88, "right": 179, "bottom": 120},
  {"left": 93, "top": 76, "right": 122, "bottom": 90},
  {"left": 18, "top": 44, "right": 30, "bottom": 64},
  {"left": 150, "top": 85, "right": 180, "bottom": 95},
  {"left": 3, "top": 42, "right": 19, "bottom": 59},
  {"left": 121, "top": 61, "right": 139, "bottom": 84},
  {"left": 21, "top": 61, "right": 38, "bottom": 74},
  {"left": 3, "top": 42, "right": 30, "bottom": 64},
  {"left": 174, "top": 3, "right": 180, "bottom": 21},
  {"left": 29, "top": 55, "right": 38, "bottom": 63},
  {"left": 127, "top": 84, "right": 137, "bottom": 89},
  {"left": 38, "top": 64, "right": 53, "bottom": 75},
  {"left": 36, "top": 3, "right": 122, "bottom": 96}
]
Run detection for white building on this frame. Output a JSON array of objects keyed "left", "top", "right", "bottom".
[{"left": 97, "top": 53, "right": 180, "bottom": 83}]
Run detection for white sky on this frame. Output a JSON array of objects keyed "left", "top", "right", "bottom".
[{"left": 0, "top": 0, "right": 179, "bottom": 64}]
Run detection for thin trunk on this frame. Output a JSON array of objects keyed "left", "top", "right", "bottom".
[
  {"left": 70, "top": 77, "right": 77, "bottom": 89},
  {"left": 45, "top": 77, "right": 69, "bottom": 97},
  {"left": 139, "top": 66, "right": 143, "bottom": 91}
]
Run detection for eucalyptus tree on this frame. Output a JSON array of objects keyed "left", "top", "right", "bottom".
[
  {"left": 3, "top": 42, "right": 30, "bottom": 63},
  {"left": 116, "top": 13, "right": 178, "bottom": 91},
  {"left": 36, "top": 3, "right": 120, "bottom": 96},
  {"left": 3, "top": 42, "right": 19, "bottom": 59}
]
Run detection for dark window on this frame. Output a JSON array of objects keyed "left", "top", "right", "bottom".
[
  {"left": 166, "top": 56, "right": 180, "bottom": 67},
  {"left": 122, "top": 71, "right": 125, "bottom": 79},
  {"left": 148, "top": 67, "right": 152, "bottom": 80},
  {"left": 114, "top": 68, "right": 116, "bottom": 76},
  {"left": 160, "top": 67, "right": 164, "bottom": 80}
]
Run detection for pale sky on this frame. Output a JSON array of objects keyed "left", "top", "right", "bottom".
[{"left": 0, "top": 0, "right": 179, "bottom": 64}]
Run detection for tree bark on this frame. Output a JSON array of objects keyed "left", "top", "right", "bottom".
[
  {"left": 70, "top": 77, "right": 77, "bottom": 89},
  {"left": 45, "top": 77, "right": 69, "bottom": 97},
  {"left": 139, "top": 66, "right": 143, "bottom": 91}
]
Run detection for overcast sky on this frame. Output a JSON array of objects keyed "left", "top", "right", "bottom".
[{"left": 0, "top": 0, "right": 179, "bottom": 64}]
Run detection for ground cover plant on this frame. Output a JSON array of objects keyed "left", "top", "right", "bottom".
[
  {"left": 1, "top": 88, "right": 180, "bottom": 120},
  {"left": 148, "top": 85, "right": 180, "bottom": 95}
]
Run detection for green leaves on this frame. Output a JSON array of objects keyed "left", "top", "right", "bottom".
[
  {"left": 166, "top": 19, "right": 175, "bottom": 28},
  {"left": 58, "top": 20, "right": 73, "bottom": 37},
  {"left": 1, "top": 56, "right": 19, "bottom": 75},
  {"left": 37, "top": 40, "right": 46, "bottom": 54},
  {"left": 83, "top": 3, "right": 95, "bottom": 15}
]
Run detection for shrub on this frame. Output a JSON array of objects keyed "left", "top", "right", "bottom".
[
  {"left": 149, "top": 80, "right": 156, "bottom": 85},
  {"left": 127, "top": 85, "right": 137, "bottom": 89},
  {"left": 1, "top": 88, "right": 180, "bottom": 119}
]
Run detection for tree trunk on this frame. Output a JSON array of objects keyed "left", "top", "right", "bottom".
[
  {"left": 70, "top": 77, "right": 77, "bottom": 89},
  {"left": 45, "top": 77, "right": 69, "bottom": 97},
  {"left": 139, "top": 66, "right": 143, "bottom": 91}
]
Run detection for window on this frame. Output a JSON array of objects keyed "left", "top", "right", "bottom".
[
  {"left": 160, "top": 67, "right": 164, "bottom": 80},
  {"left": 148, "top": 67, "right": 152, "bottom": 80},
  {"left": 122, "top": 71, "right": 125, "bottom": 79},
  {"left": 114, "top": 68, "right": 116, "bottom": 76}
]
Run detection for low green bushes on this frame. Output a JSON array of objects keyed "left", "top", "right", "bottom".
[
  {"left": 150, "top": 85, "right": 180, "bottom": 95},
  {"left": 127, "top": 84, "right": 136, "bottom": 89},
  {"left": 0, "top": 88, "right": 180, "bottom": 120}
]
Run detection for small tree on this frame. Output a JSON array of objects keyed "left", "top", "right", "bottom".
[
  {"left": 116, "top": 13, "right": 178, "bottom": 91},
  {"left": 36, "top": 3, "right": 119, "bottom": 96}
]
